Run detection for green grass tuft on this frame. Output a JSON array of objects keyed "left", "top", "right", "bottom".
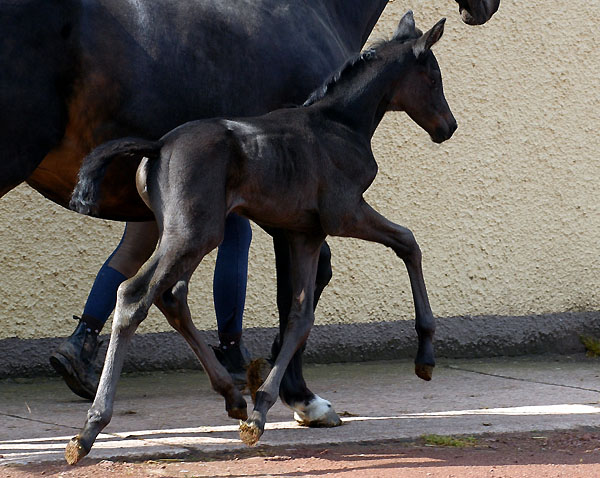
[
  {"left": 421, "top": 434, "right": 477, "bottom": 448},
  {"left": 580, "top": 335, "right": 600, "bottom": 357}
]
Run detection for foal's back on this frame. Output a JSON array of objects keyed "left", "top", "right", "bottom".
[{"left": 151, "top": 107, "right": 371, "bottom": 233}]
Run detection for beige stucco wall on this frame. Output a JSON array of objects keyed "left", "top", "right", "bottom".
[{"left": 1, "top": 0, "right": 598, "bottom": 340}]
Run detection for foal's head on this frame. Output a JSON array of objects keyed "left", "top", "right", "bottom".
[{"left": 382, "top": 12, "right": 457, "bottom": 144}]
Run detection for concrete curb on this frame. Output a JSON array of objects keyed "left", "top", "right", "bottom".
[{"left": 1, "top": 311, "right": 599, "bottom": 378}]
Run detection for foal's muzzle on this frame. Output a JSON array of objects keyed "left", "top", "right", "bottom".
[{"left": 431, "top": 117, "right": 458, "bottom": 144}]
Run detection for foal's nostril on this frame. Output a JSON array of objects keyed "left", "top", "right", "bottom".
[{"left": 449, "top": 119, "right": 458, "bottom": 136}]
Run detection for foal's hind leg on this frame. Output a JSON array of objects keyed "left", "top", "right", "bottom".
[
  {"left": 240, "top": 233, "right": 324, "bottom": 446},
  {"left": 271, "top": 234, "right": 340, "bottom": 427},
  {"left": 65, "top": 236, "right": 212, "bottom": 464},
  {"left": 339, "top": 200, "right": 436, "bottom": 381},
  {"left": 65, "top": 253, "right": 163, "bottom": 464},
  {"left": 155, "top": 278, "right": 247, "bottom": 420}
]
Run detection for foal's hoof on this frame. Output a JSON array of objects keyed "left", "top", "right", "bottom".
[
  {"left": 239, "top": 420, "right": 262, "bottom": 446},
  {"left": 225, "top": 385, "right": 248, "bottom": 420},
  {"left": 65, "top": 436, "right": 89, "bottom": 465},
  {"left": 415, "top": 363, "right": 434, "bottom": 381}
]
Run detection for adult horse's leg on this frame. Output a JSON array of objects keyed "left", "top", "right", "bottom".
[
  {"left": 270, "top": 232, "right": 341, "bottom": 427},
  {"left": 154, "top": 276, "right": 247, "bottom": 420},
  {"left": 339, "top": 200, "right": 435, "bottom": 381},
  {"left": 240, "top": 232, "right": 324, "bottom": 446}
]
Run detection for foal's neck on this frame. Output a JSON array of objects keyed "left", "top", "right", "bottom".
[{"left": 313, "top": 52, "right": 411, "bottom": 140}]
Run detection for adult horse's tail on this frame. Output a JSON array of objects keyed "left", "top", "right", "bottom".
[{"left": 70, "top": 138, "right": 162, "bottom": 216}]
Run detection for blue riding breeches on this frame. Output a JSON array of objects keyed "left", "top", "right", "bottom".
[
  {"left": 82, "top": 214, "right": 252, "bottom": 336},
  {"left": 213, "top": 213, "right": 252, "bottom": 336}
]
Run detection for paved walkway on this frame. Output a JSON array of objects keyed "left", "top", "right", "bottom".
[{"left": 1, "top": 355, "right": 599, "bottom": 465}]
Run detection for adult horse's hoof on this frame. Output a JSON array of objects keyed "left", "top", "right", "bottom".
[
  {"left": 239, "top": 420, "right": 262, "bottom": 446},
  {"left": 293, "top": 395, "right": 342, "bottom": 428},
  {"left": 415, "top": 363, "right": 434, "bottom": 381},
  {"left": 65, "top": 436, "right": 89, "bottom": 465}
]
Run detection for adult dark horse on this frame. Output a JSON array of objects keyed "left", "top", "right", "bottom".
[
  {"left": 1, "top": 0, "right": 499, "bottom": 205},
  {"left": 67, "top": 11, "right": 456, "bottom": 462},
  {"left": 1, "top": 0, "right": 498, "bottom": 424}
]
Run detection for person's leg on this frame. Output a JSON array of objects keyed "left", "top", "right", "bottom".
[
  {"left": 50, "top": 222, "right": 159, "bottom": 400},
  {"left": 80, "top": 261, "right": 127, "bottom": 333},
  {"left": 212, "top": 213, "right": 252, "bottom": 386}
]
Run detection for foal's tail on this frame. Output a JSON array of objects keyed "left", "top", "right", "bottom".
[{"left": 70, "top": 137, "right": 162, "bottom": 216}]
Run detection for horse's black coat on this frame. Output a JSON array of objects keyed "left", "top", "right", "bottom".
[
  {"left": 3, "top": 0, "right": 396, "bottom": 216},
  {"left": 68, "top": 12, "right": 456, "bottom": 460},
  {"left": 0, "top": 0, "right": 499, "bottom": 212}
]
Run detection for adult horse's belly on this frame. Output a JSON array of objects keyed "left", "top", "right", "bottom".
[
  {"left": 27, "top": 146, "right": 152, "bottom": 222},
  {"left": 25, "top": 73, "right": 153, "bottom": 222}
]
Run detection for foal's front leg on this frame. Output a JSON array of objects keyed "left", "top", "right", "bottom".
[
  {"left": 240, "top": 233, "right": 324, "bottom": 445},
  {"left": 342, "top": 200, "right": 436, "bottom": 381}
]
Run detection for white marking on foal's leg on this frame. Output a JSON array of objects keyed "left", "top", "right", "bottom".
[{"left": 289, "top": 394, "right": 342, "bottom": 428}]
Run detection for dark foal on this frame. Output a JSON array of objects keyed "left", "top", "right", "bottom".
[{"left": 68, "top": 11, "right": 456, "bottom": 461}]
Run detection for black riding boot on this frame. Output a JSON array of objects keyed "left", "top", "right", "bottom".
[
  {"left": 49, "top": 316, "right": 102, "bottom": 400},
  {"left": 212, "top": 337, "right": 251, "bottom": 390}
]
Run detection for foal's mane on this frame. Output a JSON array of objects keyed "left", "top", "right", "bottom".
[
  {"left": 302, "top": 26, "right": 422, "bottom": 108},
  {"left": 302, "top": 48, "right": 377, "bottom": 107}
]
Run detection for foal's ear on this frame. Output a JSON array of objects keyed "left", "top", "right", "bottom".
[
  {"left": 393, "top": 10, "right": 416, "bottom": 40},
  {"left": 413, "top": 18, "right": 446, "bottom": 58}
]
